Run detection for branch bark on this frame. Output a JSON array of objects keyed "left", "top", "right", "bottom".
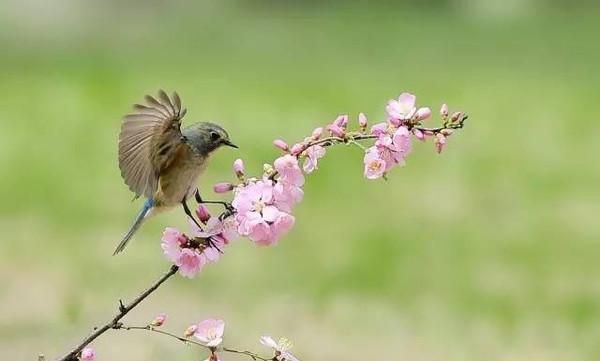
[{"left": 57, "top": 265, "right": 179, "bottom": 361}]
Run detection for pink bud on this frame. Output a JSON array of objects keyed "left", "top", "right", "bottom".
[
  {"left": 151, "top": 313, "right": 167, "bottom": 327},
  {"left": 450, "top": 111, "right": 464, "bottom": 123},
  {"left": 435, "top": 133, "right": 446, "bottom": 154},
  {"left": 441, "top": 129, "right": 454, "bottom": 136},
  {"left": 184, "top": 324, "right": 198, "bottom": 337},
  {"left": 358, "top": 113, "right": 368, "bottom": 130},
  {"left": 440, "top": 104, "right": 449, "bottom": 118},
  {"left": 415, "top": 107, "right": 431, "bottom": 121},
  {"left": 327, "top": 124, "right": 345, "bottom": 138},
  {"left": 81, "top": 347, "right": 96, "bottom": 361},
  {"left": 213, "top": 182, "right": 234, "bottom": 193},
  {"left": 195, "top": 205, "right": 211, "bottom": 223},
  {"left": 233, "top": 158, "right": 245, "bottom": 178},
  {"left": 273, "top": 139, "right": 289, "bottom": 152},
  {"left": 412, "top": 128, "right": 425, "bottom": 141},
  {"left": 290, "top": 143, "right": 305, "bottom": 156},
  {"left": 333, "top": 114, "right": 348, "bottom": 128},
  {"left": 311, "top": 127, "right": 323, "bottom": 140}
]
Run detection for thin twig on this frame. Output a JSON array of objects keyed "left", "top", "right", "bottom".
[
  {"left": 57, "top": 265, "right": 179, "bottom": 361},
  {"left": 117, "top": 324, "right": 273, "bottom": 361},
  {"left": 117, "top": 325, "right": 209, "bottom": 349}
]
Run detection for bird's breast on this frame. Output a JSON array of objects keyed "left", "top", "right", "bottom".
[{"left": 154, "top": 147, "right": 210, "bottom": 207}]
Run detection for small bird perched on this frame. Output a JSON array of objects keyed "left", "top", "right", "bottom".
[{"left": 114, "top": 90, "right": 237, "bottom": 255}]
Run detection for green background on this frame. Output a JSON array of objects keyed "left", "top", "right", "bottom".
[{"left": 1, "top": 1, "right": 599, "bottom": 360}]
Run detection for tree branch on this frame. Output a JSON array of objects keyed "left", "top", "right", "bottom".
[
  {"left": 57, "top": 265, "right": 179, "bottom": 361},
  {"left": 116, "top": 325, "right": 273, "bottom": 361}
]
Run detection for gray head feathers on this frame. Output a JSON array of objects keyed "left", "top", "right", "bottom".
[{"left": 183, "top": 122, "right": 237, "bottom": 156}]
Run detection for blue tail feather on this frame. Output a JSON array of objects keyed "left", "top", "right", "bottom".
[{"left": 113, "top": 198, "right": 154, "bottom": 255}]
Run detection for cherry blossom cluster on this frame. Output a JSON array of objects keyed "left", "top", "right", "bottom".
[
  {"left": 161, "top": 92, "right": 467, "bottom": 277},
  {"left": 160, "top": 206, "right": 238, "bottom": 277},
  {"left": 79, "top": 315, "right": 299, "bottom": 361}
]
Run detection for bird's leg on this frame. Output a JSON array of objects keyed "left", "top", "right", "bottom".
[
  {"left": 181, "top": 198, "right": 203, "bottom": 230},
  {"left": 194, "top": 189, "right": 234, "bottom": 212}
]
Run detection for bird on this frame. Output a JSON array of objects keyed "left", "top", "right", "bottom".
[{"left": 114, "top": 90, "right": 237, "bottom": 255}]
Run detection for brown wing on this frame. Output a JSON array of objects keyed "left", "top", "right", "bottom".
[{"left": 118, "top": 90, "right": 187, "bottom": 199}]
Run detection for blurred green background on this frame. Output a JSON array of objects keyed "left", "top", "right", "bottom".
[{"left": 1, "top": 1, "right": 599, "bottom": 360}]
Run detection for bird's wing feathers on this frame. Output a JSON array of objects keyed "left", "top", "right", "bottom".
[{"left": 118, "top": 90, "right": 188, "bottom": 199}]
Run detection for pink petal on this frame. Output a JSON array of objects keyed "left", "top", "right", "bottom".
[{"left": 398, "top": 92, "right": 416, "bottom": 109}]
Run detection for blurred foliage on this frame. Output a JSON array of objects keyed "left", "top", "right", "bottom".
[{"left": 1, "top": 1, "right": 599, "bottom": 361}]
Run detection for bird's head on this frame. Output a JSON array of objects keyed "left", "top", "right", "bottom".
[{"left": 182, "top": 122, "right": 238, "bottom": 156}]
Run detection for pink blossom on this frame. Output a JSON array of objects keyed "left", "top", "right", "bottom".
[
  {"left": 311, "top": 127, "right": 323, "bottom": 140},
  {"left": 233, "top": 159, "right": 245, "bottom": 178},
  {"left": 374, "top": 135, "right": 405, "bottom": 171},
  {"left": 392, "top": 126, "right": 412, "bottom": 157},
  {"left": 80, "top": 347, "right": 95, "bottom": 361},
  {"left": 161, "top": 228, "right": 188, "bottom": 263},
  {"left": 302, "top": 145, "right": 326, "bottom": 174},
  {"left": 370, "top": 122, "right": 389, "bottom": 137},
  {"left": 273, "top": 139, "right": 289, "bottom": 152},
  {"left": 151, "top": 313, "right": 167, "bottom": 327},
  {"left": 273, "top": 182, "right": 303, "bottom": 213},
  {"left": 260, "top": 336, "right": 299, "bottom": 361},
  {"left": 232, "top": 180, "right": 296, "bottom": 245},
  {"left": 386, "top": 92, "right": 417, "bottom": 123},
  {"left": 363, "top": 148, "right": 386, "bottom": 179},
  {"left": 178, "top": 248, "right": 206, "bottom": 278},
  {"left": 194, "top": 319, "right": 225, "bottom": 347},
  {"left": 274, "top": 155, "right": 305, "bottom": 187},
  {"left": 415, "top": 107, "right": 431, "bottom": 121},
  {"left": 188, "top": 215, "right": 238, "bottom": 260},
  {"left": 213, "top": 182, "right": 234, "bottom": 193}
]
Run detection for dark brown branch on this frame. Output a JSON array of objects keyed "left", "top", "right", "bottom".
[{"left": 57, "top": 265, "right": 179, "bottom": 361}]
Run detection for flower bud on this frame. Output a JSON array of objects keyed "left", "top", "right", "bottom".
[
  {"left": 184, "top": 324, "right": 198, "bottom": 337},
  {"left": 358, "top": 112, "right": 368, "bottom": 131},
  {"left": 213, "top": 182, "right": 234, "bottom": 193},
  {"left": 450, "top": 111, "right": 464, "bottom": 123},
  {"left": 195, "top": 205, "right": 211, "bottom": 223},
  {"left": 440, "top": 103, "right": 449, "bottom": 119},
  {"left": 151, "top": 313, "right": 167, "bottom": 327},
  {"left": 415, "top": 107, "right": 431, "bottom": 121},
  {"left": 233, "top": 159, "right": 245, "bottom": 179},
  {"left": 81, "top": 347, "right": 96, "bottom": 361},
  {"left": 311, "top": 127, "right": 323, "bottom": 140},
  {"left": 412, "top": 128, "right": 425, "bottom": 141},
  {"left": 273, "top": 139, "right": 289, "bottom": 152},
  {"left": 440, "top": 129, "right": 454, "bottom": 136},
  {"left": 333, "top": 114, "right": 348, "bottom": 128},
  {"left": 290, "top": 143, "right": 305, "bottom": 156},
  {"left": 327, "top": 124, "right": 345, "bottom": 138},
  {"left": 435, "top": 133, "right": 446, "bottom": 154}
]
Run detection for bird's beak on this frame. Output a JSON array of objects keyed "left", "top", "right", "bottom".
[{"left": 223, "top": 140, "right": 238, "bottom": 149}]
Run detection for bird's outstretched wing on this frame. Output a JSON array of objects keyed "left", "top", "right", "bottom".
[{"left": 118, "top": 90, "right": 188, "bottom": 199}]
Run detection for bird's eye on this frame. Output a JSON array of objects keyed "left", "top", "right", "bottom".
[{"left": 210, "top": 131, "right": 220, "bottom": 141}]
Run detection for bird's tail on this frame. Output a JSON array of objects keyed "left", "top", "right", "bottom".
[{"left": 113, "top": 199, "right": 154, "bottom": 255}]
